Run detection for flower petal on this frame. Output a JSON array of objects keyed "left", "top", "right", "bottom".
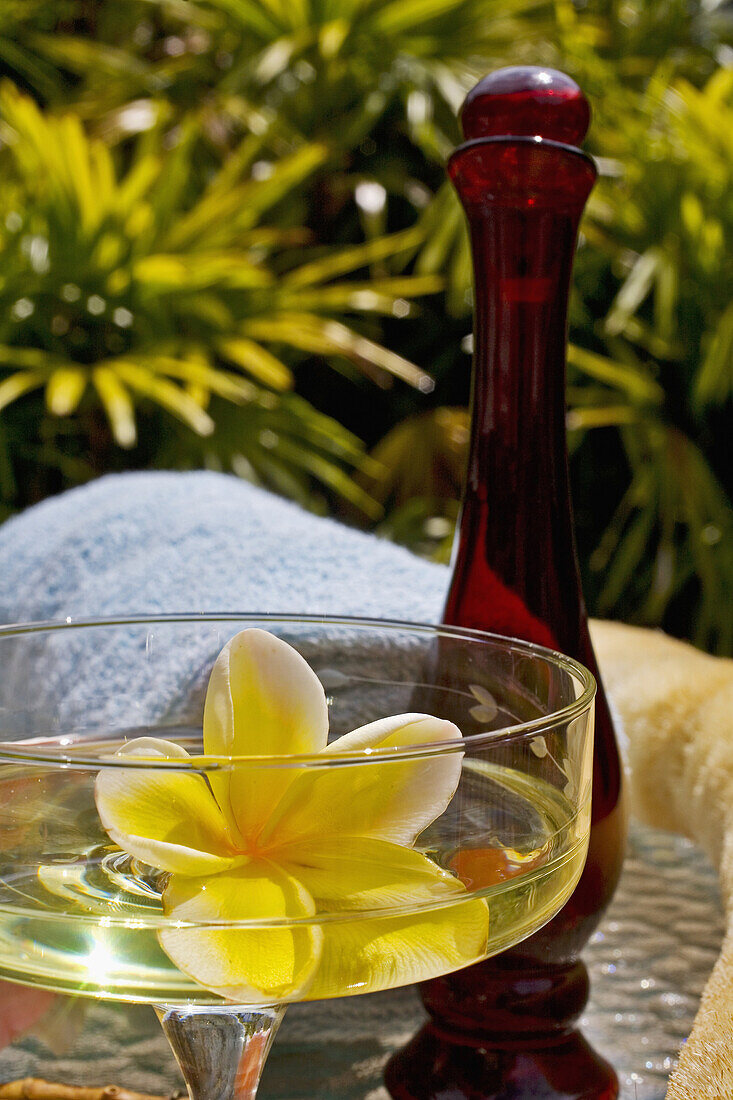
[
  {"left": 95, "top": 737, "right": 238, "bottom": 875},
  {"left": 262, "top": 714, "right": 463, "bottom": 848},
  {"left": 203, "top": 629, "right": 329, "bottom": 840},
  {"left": 160, "top": 862, "right": 323, "bottom": 1004},
  {"left": 279, "top": 837, "right": 489, "bottom": 1000}
]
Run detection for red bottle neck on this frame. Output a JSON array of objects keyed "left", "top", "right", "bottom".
[{"left": 444, "top": 139, "right": 595, "bottom": 653}]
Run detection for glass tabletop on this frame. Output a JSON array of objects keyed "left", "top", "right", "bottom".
[{"left": 0, "top": 822, "right": 723, "bottom": 1100}]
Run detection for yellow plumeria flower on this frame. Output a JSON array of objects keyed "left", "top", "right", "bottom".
[{"left": 95, "top": 629, "right": 489, "bottom": 1004}]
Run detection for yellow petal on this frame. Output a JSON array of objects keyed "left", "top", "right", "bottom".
[
  {"left": 160, "top": 861, "right": 323, "bottom": 1004},
  {"left": 203, "top": 629, "right": 329, "bottom": 841},
  {"left": 262, "top": 714, "right": 462, "bottom": 849},
  {"left": 95, "top": 737, "right": 239, "bottom": 875},
  {"left": 279, "top": 837, "right": 489, "bottom": 1000}
]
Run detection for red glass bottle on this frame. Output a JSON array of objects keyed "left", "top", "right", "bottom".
[{"left": 385, "top": 68, "right": 627, "bottom": 1100}]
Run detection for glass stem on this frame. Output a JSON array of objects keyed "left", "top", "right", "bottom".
[{"left": 155, "top": 1003, "right": 286, "bottom": 1100}]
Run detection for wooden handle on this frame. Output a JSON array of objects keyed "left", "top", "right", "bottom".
[{"left": 0, "top": 1081, "right": 171, "bottom": 1100}]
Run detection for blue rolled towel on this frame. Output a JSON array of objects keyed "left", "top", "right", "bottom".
[
  {"left": 0, "top": 470, "right": 447, "bottom": 625},
  {"left": 0, "top": 471, "right": 450, "bottom": 732}
]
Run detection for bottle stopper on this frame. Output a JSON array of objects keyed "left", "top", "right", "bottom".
[{"left": 460, "top": 66, "right": 590, "bottom": 147}]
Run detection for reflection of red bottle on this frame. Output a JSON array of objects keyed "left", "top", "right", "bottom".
[{"left": 385, "top": 68, "right": 626, "bottom": 1100}]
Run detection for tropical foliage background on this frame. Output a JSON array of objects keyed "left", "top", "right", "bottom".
[{"left": 0, "top": 0, "right": 731, "bottom": 652}]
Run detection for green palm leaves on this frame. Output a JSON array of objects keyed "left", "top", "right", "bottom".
[
  {"left": 199, "top": 0, "right": 553, "bottom": 144},
  {"left": 0, "top": 82, "right": 437, "bottom": 506},
  {"left": 570, "top": 69, "right": 733, "bottom": 653},
  {"left": 0, "top": 0, "right": 730, "bottom": 652}
]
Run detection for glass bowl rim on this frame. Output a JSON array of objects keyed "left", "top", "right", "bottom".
[{"left": 0, "top": 612, "right": 596, "bottom": 768}]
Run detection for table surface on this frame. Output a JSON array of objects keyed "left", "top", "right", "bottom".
[{"left": 0, "top": 822, "right": 724, "bottom": 1099}]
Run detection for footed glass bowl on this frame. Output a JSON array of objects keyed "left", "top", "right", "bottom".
[{"left": 0, "top": 614, "right": 595, "bottom": 1099}]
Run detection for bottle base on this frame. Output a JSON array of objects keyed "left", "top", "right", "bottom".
[{"left": 383, "top": 1020, "right": 619, "bottom": 1100}]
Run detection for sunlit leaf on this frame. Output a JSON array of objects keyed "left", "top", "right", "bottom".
[
  {"left": 218, "top": 338, "right": 293, "bottom": 390},
  {"left": 134, "top": 253, "right": 272, "bottom": 292},
  {"left": 277, "top": 276, "right": 441, "bottom": 315},
  {"left": 567, "top": 345, "right": 664, "bottom": 404},
  {"left": 242, "top": 314, "right": 434, "bottom": 391},
  {"left": 694, "top": 300, "right": 733, "bottom": 408},
  {"left": 163, "top": 144, "right": 329, "bottom": 250},
  {"left": 45, "top": 368, "right": 87, "bottom": 417},
  {"left": 112, "top": 361, "right": 215, "bottom": 436},
  {"left": 136, "top": 354, "right": 259, "bottom": 403},
  {"left": 0, "top": 371, "right": 45, "bottom": 413},
  {"left": 92, "top": 367, "right": 137, "bottom": 448},
  {"left": 284, "top": 229, "right": 426, "bottom": 289}
]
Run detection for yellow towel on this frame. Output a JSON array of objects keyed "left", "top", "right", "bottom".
[{"left": 591, "top": 620, "right": 733, "bottom": 1098}]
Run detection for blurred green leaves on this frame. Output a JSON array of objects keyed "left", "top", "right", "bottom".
[
  {"left": 0, "top": 0, "right": 731, "bottom": 653},
  {"left": 0, "top": 80, "right": 436, "bottom": 508},
  {"left": 571, "top": 64, "right": 733, "bottom": 653}
]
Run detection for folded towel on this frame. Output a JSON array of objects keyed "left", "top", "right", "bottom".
[
  {"left": 1, "top": 470, "right": 731, "bottom": 1097},
  {"left": 0, "top": 471, "right": 448, "bottom": 731},
  {"left": 590, "top": 621, "right": 733, "bottom": 1099},
  {"left": 0, "top": 470, "right": 447, "bottom": 626}
]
